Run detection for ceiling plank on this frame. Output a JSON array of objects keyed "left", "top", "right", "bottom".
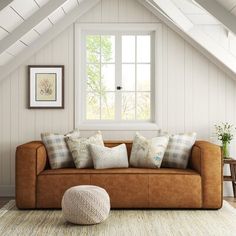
[
  {"left": 151, "top": 0, "right": 194, "bottom": 31},
  {"left": 194, "top": 0, "right": 236, "bottom": 35},
  {"left": 0, "top": 0, "right": 13, "bottom": 11},
  {"left": 0, "top": 0, "right": 68, "bottom": 55},
  {"left": 137, "top": 0, "right": 236, "bottom": 79},
  {"left": 0, "top": 0, "right": 100, "bottom": 82}
]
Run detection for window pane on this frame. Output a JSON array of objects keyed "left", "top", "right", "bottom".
[
  {"left": 101, "top": 35, "right": 115, "bottom": 63},
  {"left": 137, "top": 35, "right": 150, "bottom": 63},
  {"left": 122, "top": 64, "right": 135, "bottom": 91},
  {"left": 122, "top": 36, "right": 135, "bottom": 63},
  {"left": 122, "top": 92, "right": 135, "bottom": 120},
  {"left": 137, "top": 64, "right": 150, "bottom": 91},
  {"left": 101, "top": 92, "right": 115, "bottom": 120},
  {"left": 86, "top": 35, "right": 100, "bottom": 63},
  {"left": 86, "top": 93, "right": 100, "bottom": 120},
  {"left": 137, "top": 92, "right": 151, "bottom": 120},
  {"left": 86, "top": 64, "right": 100, "bottom": 93},
  {"left": 101, "top": 64, "right": 115, "bottom": 91}
]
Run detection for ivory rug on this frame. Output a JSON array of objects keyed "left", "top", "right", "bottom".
[{"left": 0, "top": 201, "right": 236, "bottom": 236}]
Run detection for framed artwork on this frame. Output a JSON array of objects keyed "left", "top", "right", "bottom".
[{"left": 28, "top": 65, "right": 64, "bottom": 109}]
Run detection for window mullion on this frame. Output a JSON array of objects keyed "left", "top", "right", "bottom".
[
  {"left": 135, "top": 35, "right": 137, "bottom": 120},
  {"left": 83, "top": 33, "right": 87, "bottom": 122},
  {"left": 151, "top": 32, "right": 155, "bottom": 122},
  {"left": 115, "top": 33, "right": 122, "bottom": 121},
  {"left": 99, "top": 35, "right": 102, "bottom": 120}
]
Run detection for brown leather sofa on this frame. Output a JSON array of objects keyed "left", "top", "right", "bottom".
[{"left": 16, "top": 140, "right": 222, "bottom": 209}]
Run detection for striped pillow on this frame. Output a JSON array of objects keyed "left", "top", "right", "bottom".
[
  {"left": 41, "top": 129, "right": 80, "bottom": 169},
  {"left": 161, "top": 132, "right": 197, "bottom": 169}
]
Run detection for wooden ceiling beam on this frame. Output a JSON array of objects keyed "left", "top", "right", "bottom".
[
  {"left": 0, "top": 0, "right": 13, "bottom": 11},
  {"left": 0, "top": 0, "right": 100, "bottom": 81},
  {"left": 195, "top": 0, "right": 236, "bottom": 36},
  {"left": 0, "top": 0, "right": 68, "bottom": 55},
  {"left": 138, "top": 0, "right": 236, "bottom": 78}
]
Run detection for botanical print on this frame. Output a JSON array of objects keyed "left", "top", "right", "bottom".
[{"left": 35, "top": 73, "right": 57, "bottom": 101}]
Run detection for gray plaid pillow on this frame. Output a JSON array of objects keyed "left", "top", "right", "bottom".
[
  {"left": 161, "top": 133, "right": 196, "bottom": 169},
  {"left": 41, "top": 129, "right": 80, "bottom": 169}
]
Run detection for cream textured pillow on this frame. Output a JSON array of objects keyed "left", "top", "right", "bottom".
[
  {"left": 130, "top": 133, "right": 169, "bottom": 168},
  {"left": 89, "top": 144, "right": 129, "bottom": 169},
  {"left": 66, "top": 131, "right": 104, "bottom": 168},
  {"left": 41, "top": 129, "right": 80, "bottom": 169}
]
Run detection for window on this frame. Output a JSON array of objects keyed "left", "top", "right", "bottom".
[
  {"left": 86, "top": 35, "right": 116, "bottom": 120},
  {"left": 84, "top": 32, "right": 153, "bottom": 122},
  {"left": 76, "top": 24, "right": 161, "bottom": 130}
]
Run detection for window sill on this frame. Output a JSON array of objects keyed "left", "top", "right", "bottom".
[{"left": 78, "top": 122, "right": 160, "bottom": 131}]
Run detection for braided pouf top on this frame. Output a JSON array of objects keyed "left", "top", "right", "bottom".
[{"left": 62, "top": 185, "right": 110, "bottom": 225}]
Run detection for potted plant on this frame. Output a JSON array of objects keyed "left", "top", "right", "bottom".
[{"left": 215, "top": 122, "right": 235, "bottom": 158}]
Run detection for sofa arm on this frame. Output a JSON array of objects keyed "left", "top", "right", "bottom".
[
  {"left": 16, "top": 141, "right": 47, "bottom": 209},
  {"left": 189, "top": 141, "right": 223, "bottom": 209}
]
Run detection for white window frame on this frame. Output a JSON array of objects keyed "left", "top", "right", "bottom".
[{"left": 75, "top": 23, "right": 163, "bottom": 131}]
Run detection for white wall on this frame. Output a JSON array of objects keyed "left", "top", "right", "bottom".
[{"left": 0, "top": 0, "right": 234, "bottom": 196}]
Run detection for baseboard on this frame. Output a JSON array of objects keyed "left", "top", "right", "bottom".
[{"left": 0, "top": 185, "right": 15, "bottom": 197}]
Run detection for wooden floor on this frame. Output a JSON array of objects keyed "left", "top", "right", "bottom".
[
  {"left": 1, "top": 197, "right": 236, "bottom": 208},
  {"left": 0, "top": 197, "right": 13, "bottom": 208},
  {"left": 224, "top": 197, "right": 236, "bottom": 208}
]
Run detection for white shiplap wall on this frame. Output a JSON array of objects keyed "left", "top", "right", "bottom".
[{"left": 0, "top": 0, "right": 234, "bottom": 196}]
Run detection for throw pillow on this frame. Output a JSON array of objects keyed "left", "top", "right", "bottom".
[
  {"left": 66, "top": 131, "right": 104, "bottom": 168},
  {"left": 41, "top": 129, "right": 80, "bottom": 169},
  {"left": 130, "top": 133, "right": 169, "bottom": 168},
  {"left": 89, "top": 143, "right": 129, "bottom": 169},
  {"left": 161, "top": 132, "right": 197, "bottom": 169}
]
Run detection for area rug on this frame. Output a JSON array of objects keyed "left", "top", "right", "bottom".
[{"left": 0, "top": 201, "right": 236, "bottom": 236}]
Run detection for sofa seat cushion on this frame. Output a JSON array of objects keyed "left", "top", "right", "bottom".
[
  {"left": 40, "top": 167, "right": 199, "bottom": 175},
  {"left": 37, "top": 168, "right": 201, "bottom": 209}
]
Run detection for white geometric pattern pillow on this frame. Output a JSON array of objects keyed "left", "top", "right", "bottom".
[
  {"left": 89, "top": 143, "right": 129, "bottom": 169},
  {"left": 130, "top": 133, "right": 169, "bottom": 168},
  {"left": 161, "top": 132, "right": 197, "bottom": 169},
  {"left": 41, "top": 129, "right": 80, "bottom": 169},
  {"left": 66, "top": 131, "right": 104, "bottom": 168}
]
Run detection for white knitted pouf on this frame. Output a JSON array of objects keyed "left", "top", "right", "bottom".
[{"left": 62, "top": 185, "right": 110, "bottom": 225}]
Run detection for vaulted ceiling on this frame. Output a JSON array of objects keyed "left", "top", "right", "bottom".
[
  {"left": 0, "top": 0, "right": 80, "bottom": 65},
  {"left": 0, "top": 0, "right": 236, "bottom": 81},
  {"left": 138, "top": 0, "right": 236, "bottom": 78}
]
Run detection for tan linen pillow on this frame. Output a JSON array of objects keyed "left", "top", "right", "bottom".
[
  {"left": 89, "top": 143, "right": 129, "bottom": 169},
  {"left": 41, "top": 129, "right": 80, "bottom": 169},
  {"left": 66, "top": 131, "right": 104, "bottom": 168}
]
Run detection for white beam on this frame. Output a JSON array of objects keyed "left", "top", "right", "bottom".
[
  {"left": 0, "top": 0, "right": 100, "bottom": 82},
  {"left": 138, "top": 0, "right": 236, "bottom": 79},
  {"left": 0, "top": 0, "right": 13, "bottom": 11},
  {"left": 189, "top": 26, "right": 236, "bottom": 72},
  {"left": 151, "top": 0, "right": 194, "bottom": 31},
  {"left": 0, "top": 0, "right": 68, "bottom": 55},
  {"left": 194, "top": 0, "right": 236, "bottom": 35}
]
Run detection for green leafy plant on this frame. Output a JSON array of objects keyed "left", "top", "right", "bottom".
[{"left": 215, "top": 122, "right": 235, "bottom": 143}]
